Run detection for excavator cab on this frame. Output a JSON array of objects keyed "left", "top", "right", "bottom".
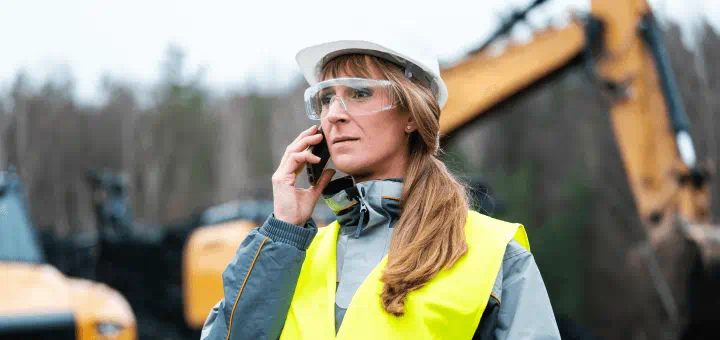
[{"left": 0, "top": 167, "right": 137, "bottom": 339}]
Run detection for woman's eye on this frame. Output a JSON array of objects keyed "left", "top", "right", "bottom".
[
  {"left": 352, "top": 88, "right": 373, "bottom": 99},
  {"left": 320, "top": 94, "right": 333, "bottom": 105}
]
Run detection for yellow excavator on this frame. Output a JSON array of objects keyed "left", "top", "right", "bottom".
[
  {"left": 180, "top": 0, "right": 718, "bottom": 339},
  {"left": 439, "top": 0, "right": 719, "bottom": 338},
  {"left": 0, "top": 167, "right": 137, "bottom": 339}
]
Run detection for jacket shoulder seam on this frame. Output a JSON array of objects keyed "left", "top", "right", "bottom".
[
  {"left": 503, "top": 247, "right": 529, "bottom": 261},
  {"left": 490, "top": 292, "right": 502, "bottom": 306}
]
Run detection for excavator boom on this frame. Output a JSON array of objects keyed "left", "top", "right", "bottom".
[
  {"left": 439, "top": 0, "right": 720, "bottom": 337},
  {"left": 439, "top": 0, "right": 712, "bottom": 228},
  {"left": 440, "top": 22, "right": 586, "bottom": 136}
]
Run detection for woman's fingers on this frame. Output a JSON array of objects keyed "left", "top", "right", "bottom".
[
  {"left": 290, "top": 150, "right": 322, "bottom": 165},
  {"left": 283, "top": 150, "right": 321, "bottom": 175},
  {"left": 292, "top": 125, "right": 318, "bottom": 144},
  {"left": 286, "top": 134, "right": 323, "bottom": 155},
  {"left": 281, "top": 126, "right": 319, "bottom": 164}
]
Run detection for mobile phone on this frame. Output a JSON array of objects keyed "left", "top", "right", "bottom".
[
  {"left": 295, "top": 126, "right": 331, "bottom": 185},
  {"left": 307, "top": 126, "right": 331, "bottom": 185}
]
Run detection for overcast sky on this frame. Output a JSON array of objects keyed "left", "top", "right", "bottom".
[{"left": 1, "top": 0, "right": 717, "bottom": 104}]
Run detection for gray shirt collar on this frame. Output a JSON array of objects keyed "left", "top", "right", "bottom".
[{"left": 321, "top": 176, "right": 404, "bottom": 237}]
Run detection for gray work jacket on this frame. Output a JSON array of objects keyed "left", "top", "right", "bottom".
[{"left": 200, "top": 177, "right": 561, "bottom": 340}]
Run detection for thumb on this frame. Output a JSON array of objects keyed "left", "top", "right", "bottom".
[{"left": 311, "top": 168, "right": 336, "bottom": 195}]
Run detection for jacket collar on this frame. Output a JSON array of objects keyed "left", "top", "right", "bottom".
[{"left": 322, "top": 176, "right": 403, "bottom": 238}]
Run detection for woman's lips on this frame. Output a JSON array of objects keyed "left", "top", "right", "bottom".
[{"left": 332, "top": 138, "right": 359, "bottom": 145}]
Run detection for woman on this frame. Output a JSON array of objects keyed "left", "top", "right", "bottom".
[{"left": 201, "top": 37, "right": 560, "bottom": 340}]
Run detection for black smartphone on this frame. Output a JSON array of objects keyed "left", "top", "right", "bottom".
[{"left": 306, "top": 126, "right": 331, "bottom": 185}]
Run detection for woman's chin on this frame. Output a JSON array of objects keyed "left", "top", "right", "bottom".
[{"left": 331, "top": 156, "right": 366, "bottom": 176}]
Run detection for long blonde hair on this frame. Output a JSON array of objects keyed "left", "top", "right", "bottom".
[{"left": 320, "top": 54, "right": 470, "bottom": 316}]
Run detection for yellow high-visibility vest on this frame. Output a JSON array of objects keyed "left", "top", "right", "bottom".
[{"left": 280, "top": 210, "right": 530, "bottom": 340}]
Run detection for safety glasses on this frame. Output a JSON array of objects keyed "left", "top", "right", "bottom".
[{"left": 304, "top": 77, "right": 396, "bottom": 120}]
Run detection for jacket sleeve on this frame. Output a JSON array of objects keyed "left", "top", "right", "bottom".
[
  {"left": 200, "top": 214, "right": 318, "bottom": 340},
  {"left": 493, "top": 240, "right": 561, "bottom": 340}
]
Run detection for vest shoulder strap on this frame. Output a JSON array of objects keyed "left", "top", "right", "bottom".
[{"left": 466, "top": 210, "right": 531, "bottom": 252}]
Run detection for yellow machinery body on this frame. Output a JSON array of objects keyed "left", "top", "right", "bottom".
[
  {"left": 183, "top": 219, "right": 257, "bottom": 329},
  {"left": 441, "top": 0, "right": 712, "bottom": 228},
  {"left": 0, "top": 262, "right": 137, "bottom": 339}
]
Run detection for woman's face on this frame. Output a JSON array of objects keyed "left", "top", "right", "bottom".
[{"left": 320, "top": 69, "right": 413, "bottom": 181}]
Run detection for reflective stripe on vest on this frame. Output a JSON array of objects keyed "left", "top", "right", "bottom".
[{"left": 280, "top": 210, "right": 530, "bottom": 340}]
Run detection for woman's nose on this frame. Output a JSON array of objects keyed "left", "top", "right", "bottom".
[{"left": 325, "top": 97, "right": 349, "bottom": 123}]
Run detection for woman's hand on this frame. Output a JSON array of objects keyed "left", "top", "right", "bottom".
[{"left": 272, "top": 125, "right": 336, "bottom": 225}]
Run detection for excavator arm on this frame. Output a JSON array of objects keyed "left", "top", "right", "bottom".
[
  {"left": 439, "top": 0, "right": 713, "bottom": 229},
  {"left": 440, "top": 23, "right": 586, "bottom": 135},
  {"left": 440, "top": 0, "right": 720, "bottom": 336}
]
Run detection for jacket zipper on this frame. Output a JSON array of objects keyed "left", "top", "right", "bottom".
[
  {"left": 354, "top": 187, "right": 368, "bottom": 239},
  {"left": 355, "top": 203, "right": 367, "bottom": 239}
]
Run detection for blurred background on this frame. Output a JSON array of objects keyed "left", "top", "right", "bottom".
[{"left": 1, "top": 0, "right": 719, "bottom": 339}]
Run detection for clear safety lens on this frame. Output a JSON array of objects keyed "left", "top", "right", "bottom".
[{"left": 304, "top": 78, "right": 395, "bottom": 120}]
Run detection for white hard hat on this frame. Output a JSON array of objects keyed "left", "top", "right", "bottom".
[{"left": 295, "top": 38, "right": 449, "bottom": 109}]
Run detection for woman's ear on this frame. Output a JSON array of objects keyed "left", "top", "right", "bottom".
[{"left": 404, "top": 116, "right": 416, "bottom": 134}]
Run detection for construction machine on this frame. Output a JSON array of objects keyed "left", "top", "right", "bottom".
[
  {"left": 83, "top": 169, "right": 201, "bottom": 340},
  {"left": 437, "top": 0, "right": 720, "bottom": 339},
  {"left": 0, "top": 167, "right": 137, "bottom": 339}
]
